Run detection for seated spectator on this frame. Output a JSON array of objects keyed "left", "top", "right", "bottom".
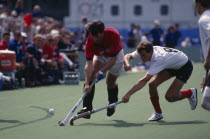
[
  {"left": 25, "top": 34, "right": 44, "bottom": 86},
  {"left": 52, "top": 34, "right": 65, "bottom": 78},
  {"left": 32, "top": 5, "right": 44, "bottom": 18},
  {"left": 20, "top": 32, "right": 29, "bottom": 53},
  {"left": 9, "top": 31, "right": 25, "bottom": 84},
  {"left": 14, "top": 0, "right": 24, "bottom": 16},
  {"left": 0, "top": 32, "right": 10, "bottom": 50},
  {"left": 9, "top": 31, "right": 25, "bottom": 63},
  {"left": 42, "top": 34, "right": 58, "bottom": 69}
]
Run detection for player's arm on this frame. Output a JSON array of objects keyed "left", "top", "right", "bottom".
[
  {"left": 122, "top": 74, "right": 153, "bottom": 103},
  {"left": 84, "top": 59, "right": 94, "bottom": 92},
  {"left": 124, "top": 53, "right": 133, "bottom": 71}
]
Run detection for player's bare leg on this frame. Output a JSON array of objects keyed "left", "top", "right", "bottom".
[
  {"left": 165, "top": 79, "right": 185, "bottom": 102},
  {"left": 148, "top": 70, "right": 172, "bottom": 121},
  {"left": 165, "top": 78, "right": 197, "bottom": 110}
]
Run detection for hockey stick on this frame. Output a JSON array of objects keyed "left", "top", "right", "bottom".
[
  {"left": 58, "top": 80, "right": 96, "bottom": 126},
  {"left": 70, "top": 100, "right": 123, "bottom": 125}
]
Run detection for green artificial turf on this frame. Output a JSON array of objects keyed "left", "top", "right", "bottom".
[{"left": 0, "top": 63, "right": 210, "bottom": 139}]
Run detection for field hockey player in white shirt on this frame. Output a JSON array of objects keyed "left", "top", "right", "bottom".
[{"left": 122, "top": 41, "right": 197, "bottom": 121}]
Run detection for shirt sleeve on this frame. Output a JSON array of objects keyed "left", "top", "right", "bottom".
[
  {"left": 131, "top": 50, "right": 140, "bottom": 59},
  {"left": 84, "top": 36, "right": 94, "bottom": 59}
]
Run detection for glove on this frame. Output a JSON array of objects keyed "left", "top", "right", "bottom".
[{"left": 96, "top": 71, "right": 104, "bottom": 83}]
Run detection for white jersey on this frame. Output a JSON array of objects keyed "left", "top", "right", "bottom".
[
  {"left": 198, "top": 10, "right": 210, "bottom": 60},
  {"left": 132, "top": 46, "right": 188, "bottom": 75}
]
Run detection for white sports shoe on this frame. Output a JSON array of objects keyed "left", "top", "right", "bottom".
[
  {"left": 148, "top": 112, "right": 163, "bottom": 121},
  {"left": 188, "top": 88, "right": 198, "bottom": 110}
]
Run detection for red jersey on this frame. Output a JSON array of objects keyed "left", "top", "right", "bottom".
[
  {"left": 42, "top": 44, "right": 54, "bottom": 59},
  {"left": 85, "top": 27, "right": 122, "bottom": 59},
  {"left": 0, "top": 41, "right": 9, "bottom": 50}
]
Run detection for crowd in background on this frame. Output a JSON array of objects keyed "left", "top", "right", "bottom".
[
  {"left": 0, "top": 1, "right": 83, "bottom": 89},
  {"left": 0, "top": 0, "right": 196, "bottom": 90},
  {"left": 125, "top": 19, "right": 194, "bottom": 49}
]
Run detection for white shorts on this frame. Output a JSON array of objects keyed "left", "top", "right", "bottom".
[
  {"left": 203, "top": 86, "right": 210, "bottom": 98},
  {"left": 93, "top": 49, "right": 124, "bottom": 76}
]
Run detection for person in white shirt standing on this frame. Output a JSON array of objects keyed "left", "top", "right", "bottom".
[
  {"left": 195, "top": 0, "right": 210, "bottom": 111},
  {"left": 122, "top": 41, "right": 197, "bottom": 121}
]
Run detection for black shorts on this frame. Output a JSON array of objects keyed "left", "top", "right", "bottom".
[{"left": 166, "top": 60, "right": 193, "bottom": 83}]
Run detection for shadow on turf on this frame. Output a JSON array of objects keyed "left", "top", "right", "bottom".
[
  {"left": 0, "top": 120, "right": 24, "bottom": 124},
  {"left": 75, "top": 120, "right": 143, "bottom": 127},
  {"left": 157, "top": 120, "right": 208, "bottom": 125},
  {"left": 76, "top": 120, "right": 208, "bottom": 127},
  {"left": 0, "top": 106, "right": 54, "bottom": 131}
]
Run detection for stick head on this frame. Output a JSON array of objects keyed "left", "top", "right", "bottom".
[
  {"left": 58, "top": 121, "right": 65, "bottom": 126},
  {"left": 70, "top": 119, "right": 74, "bottom": 126}
]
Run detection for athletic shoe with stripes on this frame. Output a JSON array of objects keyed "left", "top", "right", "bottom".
[
  {"left": 188, "top": 88, "right": 198, "bottom": 110},
  {"left": 148, "top": 112, "right": 163, "bottom": 121}
]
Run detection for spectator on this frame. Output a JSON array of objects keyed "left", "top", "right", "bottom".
[
  {"left": 164, "top": 26, "right": 176, "bottom": 48},
  {"left": 14, "top": 0, "right": 23, "bottom": 16},
  {"left": 20, "top": 32, "right": 28, "bottom": 53},
  {"left": 9, "top": 31, "right": 24, "bottom": 63},
  {"left": 9, "top": 31, "right": 25, "bottom": 86},
  {"left": 133, "top": 25, "right": 142, "bottom": 46},
  {"left": 42, "top": 34, "right": 58, "bottom": 69},
  {"left": 32, "top": 5, "right": 44, "bottom": 18},
  {"left": 79, "top": 16, "right": 89, "bottom": 51},
  {"left": 174, "top": 23, "right": 182, "bottom": 46},
  {"left": 127, "top": 23, "right": 136, "bottom": 48},
  {"left": 149, "top": 20, "right": 164, "bottom": 46},
  {"left": 0, "top": 32, "right": 10, "bottom": 50},
  {"left": 25, "top": 34, "right": 44, "bottom": 86}
]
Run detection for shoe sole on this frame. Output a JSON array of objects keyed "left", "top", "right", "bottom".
[{"left": 191, "top": 88, "right": 198, "bottom": 110}]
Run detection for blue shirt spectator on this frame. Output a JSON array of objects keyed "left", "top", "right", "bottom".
[
  {"left": 149, "top": 20, "right": 164, "bottom": 46},
  {"left": 32, "top": 5, "right": 44, "bottom": 18},
  {"left": 174, "top": 24, "right": 182, "bottom": 46},
  {"left": 9, "top": 32, "right": 25, "bottom": 62},
  {"left": 26, "top": 43, "right": 42, "bottom": 63},
  {"left": 164, "top": 26, "right": 177, "bottom": 48},
  {"left": 127, "top": 23, "right": 136, "bottom": 48}
]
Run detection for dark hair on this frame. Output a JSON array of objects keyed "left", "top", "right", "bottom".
[
  {"left": 195, "top": 0, "right": 210, "bottom": 8},
  {"left": 3, "top": 32, "right": 10, "bottom": 37},
  {"left": 87, "top": 20, "right": 105, "bottom": 36},
  {"left": 137, "top": 41, "right": 153, "bottom": 53}
]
